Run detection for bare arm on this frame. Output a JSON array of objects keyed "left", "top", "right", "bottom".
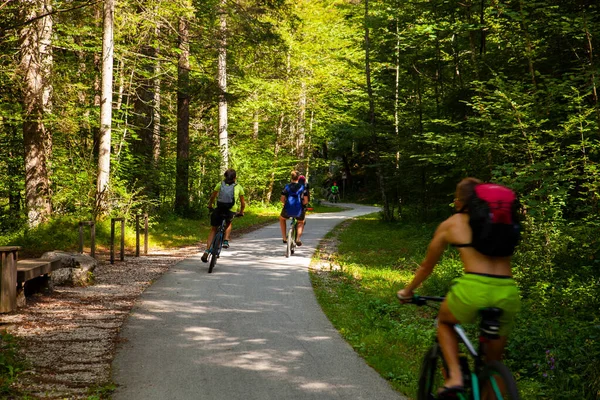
[
  {"left": 207, "top": 191, "right": 218, "bottom": 208},
  {"left": 399, "top": 219, "right": 450, "bottom": 297},
  {"left": 280, "top": 195, "right": 286, "bottom": 204},
  {"left": 238, "top": 196, "right": 246, "bottom": 214}
]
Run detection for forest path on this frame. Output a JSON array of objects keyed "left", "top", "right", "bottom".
[{"left": 111, "top": 203, "right": 406, "bottom": 400}]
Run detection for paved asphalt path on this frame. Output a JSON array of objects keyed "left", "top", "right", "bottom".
[{"left": 111, "top": 204, "right": 407, "bottom": 400}]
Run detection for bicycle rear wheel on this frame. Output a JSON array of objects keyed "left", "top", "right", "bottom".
[
  {"left": 478, "top": 360, "right": 520, "bottom": 400},
  {"left": 291, "top": 225, "right": 297, "bottom": 255},
  {"left": 286, "top": 225, "right": 293, "bottom": 258},
  {"left": 417, "top": 344, "right": 446, "bottom": 400},
  {"left": 208, "top": 233, "right": 222, "bottom": 273}
]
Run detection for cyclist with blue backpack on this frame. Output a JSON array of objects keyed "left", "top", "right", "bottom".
[
  {"left": 397, "top": 177, "right": 521, "bottom": 397},
  {"left": 201, "top": 169, "right": 245, "bottom": 263},
  {"left": 279, "top": 170, "right": 309, "bottom": 246}
]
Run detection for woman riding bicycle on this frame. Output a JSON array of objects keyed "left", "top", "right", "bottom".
[
  {"left": 397, "top": 177, "right": 521, "bottom": 397},
  {"left": 201, "top": 169, "right": 245, "bottom": 263},
  {"left": 279, "top": 170, "right": 309, "bottom": 246}
]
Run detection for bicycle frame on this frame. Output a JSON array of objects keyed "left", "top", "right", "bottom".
[
  {"left": 209, "top": 219, "right": 228, "bottom": 257},
  {"left": 408, "top": 295, "right": 518, "bottom": 400},
  {"left": 207, "top": 210, "right": 239, "bottom": 272}
]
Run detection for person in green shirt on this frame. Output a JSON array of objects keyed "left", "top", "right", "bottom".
[
  {"left": 201, "top": 169, "right": 245, "bottom": 263},
  {"left": 330, "top": 182, "right": 339, "bottom": 202}
]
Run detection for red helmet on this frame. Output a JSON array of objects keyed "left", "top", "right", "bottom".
[
  {"left": 298, "top": 175, "right": 306, "bottom": 183},
  {"left": 333, "top": 182, "right": 337, "bottom": 185}
]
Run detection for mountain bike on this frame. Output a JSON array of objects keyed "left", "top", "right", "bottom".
[
  {"left": 329, "top": 192, "right": 340, "bottom": 203},
  {"left": 206, "top": 209, "right": 241, "bottom": 273},
  {"left": 400, "top": 295, "right": 520, "bottom": 400}
]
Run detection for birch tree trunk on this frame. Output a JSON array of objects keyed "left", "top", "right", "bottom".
[
  {"left": 96, "top": 0, "right": 115, "bottom": 215},
  {"left": 296, "top": 82, "right": 307, "bottom": 172},
  {"left": 265, "top": 113, "right": 284, "bottom": 202},
  {"left": 20, "top": 0, "right": 53, "bottom": 227},
  {"left": 394, "top": 18, "right": 400, "bottom": 169},
  {"left": 218, "top": 0, "right": 229, "bottom": 173},
  {"left": 175, "top": 14, "right": 190, "bottom": 214},
  {"left": 153, "top": 24, "right": 161, "bottom": 169}
]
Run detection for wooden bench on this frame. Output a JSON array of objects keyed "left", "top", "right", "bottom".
[
  {"left": 0, "top": 246, "right": 21, "bottom": 312},
  {"left": 16, "top": 257, "right": 62, "bottom": 305}
]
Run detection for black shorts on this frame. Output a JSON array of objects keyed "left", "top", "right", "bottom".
[
  {"left": 211, "top": 209, "right": 235, "bottom": 227},
  {"left": 280, "top": 209, "right": 305, "bottom": 221}
]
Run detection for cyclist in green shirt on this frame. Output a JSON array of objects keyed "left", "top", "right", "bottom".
[
  {"left": 201, "top": 169, "right": 245, "bottom": 263},
  {"left": 330, "top": 182, "right": 339, "bottom": 202}
]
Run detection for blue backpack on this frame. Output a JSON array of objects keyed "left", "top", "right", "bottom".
[{"left": 284, "top": 183, "right": 305, "bottom": 218}]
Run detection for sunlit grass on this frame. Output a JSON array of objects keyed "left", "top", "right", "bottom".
[
  {"left": 0, "top": 204, "right": 282, "bottom": 257},
  {"left": 0, "top": 203, "right": 344, "bottom": 257}
]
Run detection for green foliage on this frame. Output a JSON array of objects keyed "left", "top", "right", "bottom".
[
  {"left": 0, "top": 331, "right": 25, "bottom": 397},
  {"left": 86, "top": 382, "right": 117, "bottom": 400}
]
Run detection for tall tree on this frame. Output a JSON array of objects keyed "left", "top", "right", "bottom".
[
  {"left": 20, "top": 0, "right": 53, "bottom": 227},
  {"left": 217, "top": 0, "right": 229, "bottom": 172},
  {"left": 175, "top": 10, "right": 190, "bottom": 214},
  {"left": 96, "top": 0, "right": 115, "bottom": 215}
]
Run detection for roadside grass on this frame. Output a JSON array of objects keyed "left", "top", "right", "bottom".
[
  {"left": 308, "top": 204, "right": 346, "bottom": 213},
  {"left": 0, "top": 203, "right": 284, "bottom": 257},
  {"left": 0, "top": 203, "right": 344, "bottom": 258},
  {"left": 310, "top": 213, "right": 462, "bottom": 397}
]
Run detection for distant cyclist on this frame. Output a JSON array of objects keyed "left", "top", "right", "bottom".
[
  {"left": 279, "top": 170, "right": 309, "bottom": 246},
  {"left": 330, "top": 182, "right": 339, "bottom": 202},
  {"left": 201, "top": 169, "right": 245, "bottom": 263}
]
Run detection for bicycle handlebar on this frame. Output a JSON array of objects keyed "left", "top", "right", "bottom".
[{"left": 397, "top": 293, "right": 445, "bottom": 306}]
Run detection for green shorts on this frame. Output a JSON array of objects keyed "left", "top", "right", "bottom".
[{"left": 446, "top": 273, "right": 521, "bottom": 336}]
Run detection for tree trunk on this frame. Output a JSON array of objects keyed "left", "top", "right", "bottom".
[
  {"left": 518, "top": 0, "right": 536, "bottom": 88},
  {"left": 296, "top": 81, "right": 307, "bottom": 171},
  {"left": 218, "top": 0, "right": 228, "bottom": 173},
  {"left": 265, "top": 113, "right": 284, "bottom": 203},
  {"left": 583, "top": 9, "right": 600, "bottom": 128},
  {"left": 252, "top": 91, "right": 259, "bottom": 140},
  {"left": 364, "top": 0, "right": 390, "bottom": 220},
  {"left": 152, "top": 24, "right": 162, "bottom": 181},
  {"left": 96, "top": 0, "right": 114, "bottom": 216},
  {"left": 133, "top": 38, "right": 158, "bottom": 196},
  {"left": 175, "top": 15, "right": 190, "bottom": 215},
  {"left": 20, "top": 0, "right": 53, "bottom": 227},
  {"left": 394, "top": 18, "right": 400, "bottom": 169}
]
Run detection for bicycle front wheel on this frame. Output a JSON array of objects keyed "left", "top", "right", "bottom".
[
  {"left": 478, "top": 360, "right": 520, "bottom": 400},
  {"left": 208, "top": 233, "right": 222, "bottom": 273},
  {"left": 417, "top": 344, "right": 446, "bottom": 400},
  {"left": 286, "top": 226, "right": 293, "bottom": 258}
]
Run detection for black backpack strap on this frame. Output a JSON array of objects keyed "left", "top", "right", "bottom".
[{"left": 451, "top": 242, "right": 472, "bottom": 248}]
